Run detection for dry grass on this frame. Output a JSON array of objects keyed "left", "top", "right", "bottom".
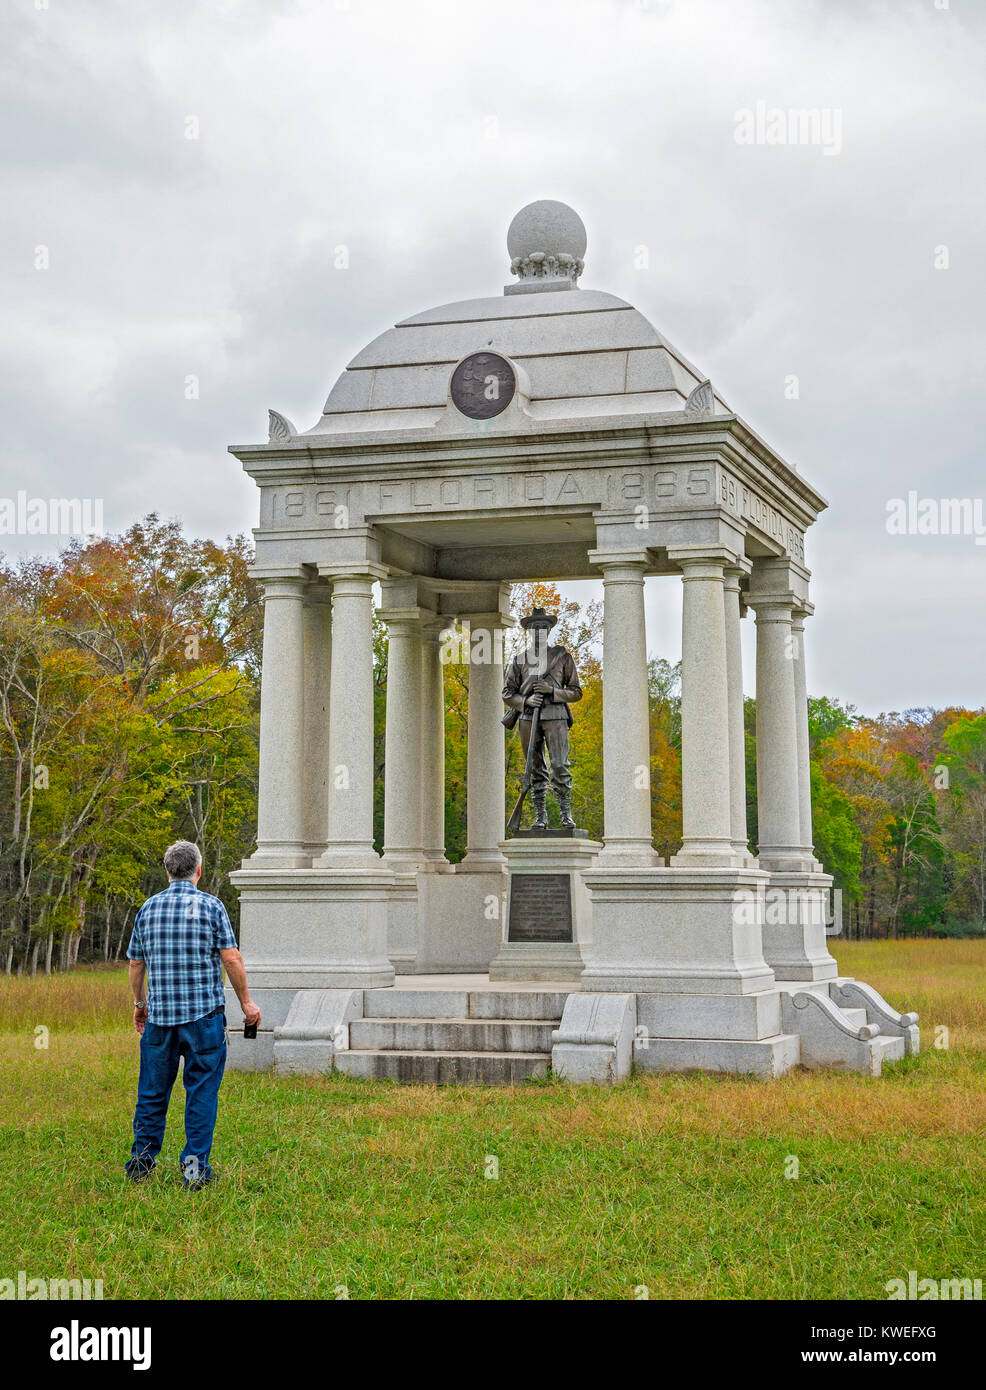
[
  {"left": 833, "top": 938, "right": 986, "bottom": 1050},
  {"left": 0, "top": 964, "right": 131, "bottom": 1033}
]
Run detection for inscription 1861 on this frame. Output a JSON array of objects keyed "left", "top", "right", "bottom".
[{"left": 507, "top": 873, "right": 573, "bottom": 944}]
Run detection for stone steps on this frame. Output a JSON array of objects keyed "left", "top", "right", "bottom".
[
  {"left": 338, "top": 987, "right": 567, "bottom": 1083},
  {"left": 336, "top": 1048, "right": 550, "bottom": 1085},
  {"left": 349, "top": 1017, "right": 557, "bottom": 1053},
  {"left": 363, "top": 989, "right": 569, "bottom": 1020}
]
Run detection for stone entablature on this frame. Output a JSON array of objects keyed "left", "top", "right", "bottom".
[{"left": 232, "top": 416, "right": 820, "bottom": 584}]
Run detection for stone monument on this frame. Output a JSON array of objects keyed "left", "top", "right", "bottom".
[{"left": 225, "top": 199, "right": 918, "bottom": 1083}]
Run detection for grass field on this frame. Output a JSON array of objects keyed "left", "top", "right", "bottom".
[{"left": 1, "top": 939, "right": 984, "bottom": 1300}]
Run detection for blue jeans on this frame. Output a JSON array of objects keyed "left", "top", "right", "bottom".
[{"left": 127, "top": 1009, "right": 227, "bottom": 1183}]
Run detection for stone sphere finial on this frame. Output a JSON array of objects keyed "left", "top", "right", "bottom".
[{"left": 506, "top": 200, "right": 586, "bottom": 292}]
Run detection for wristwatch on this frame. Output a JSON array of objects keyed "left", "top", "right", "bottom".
[{"left": 134, "top": 1000, "right": 148, "bottom": 1012}]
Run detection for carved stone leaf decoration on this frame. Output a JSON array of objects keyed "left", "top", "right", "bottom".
[
  {"left": 684, "top": 380, "right": 715, "bottom": 414},
  {"left": 268, "top": 409, "right": 297, "bottom": 442}
]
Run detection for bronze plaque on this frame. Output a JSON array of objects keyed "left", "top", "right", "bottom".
[
  {"left": 507, "top": 873, "right": 573, "bottom": 943},
  {"left": 450, "top": 352, "right": 515, "bottom": 419}
]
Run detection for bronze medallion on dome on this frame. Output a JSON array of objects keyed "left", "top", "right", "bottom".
[{"left": 450, "top": 352, "right": 515, "bottom": 419}]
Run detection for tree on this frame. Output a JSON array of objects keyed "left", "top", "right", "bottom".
[
  {"left": 809, "top": 762, "right": 861, "bottom": 923},
  {"left": 940, "top": 713, "right": 986, "bottom": 929},
  {"left": 0, "top": 517, "right": 263, "bottom": 971}
]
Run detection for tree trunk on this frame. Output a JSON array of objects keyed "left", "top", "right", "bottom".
[
  {"left": 30, "top": 938, "right": 40, "bottom": 976},
  {"left": 44, "top": 930, "right": 54, "bottom": 975}
]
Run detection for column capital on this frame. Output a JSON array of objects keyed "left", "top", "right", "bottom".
[
  {"left": 791, "top": 601, "right": 814, "bottom": 625},
  {"left": 746, "top": 588, "right": 799, "bottom": 621},
  {"left": 259, "top": 574, "right": 307, "bottom": 599},
  {"left": 458, "top": 610, "right": 515, "bottom": 630},
  {"left": 249, "top": 563, "right": 309, "bottom": 585},
  {"left": 420, "top": 614, "right": 454, "bottom": 643},
  {"left": 722, "top": 555, "right": 752, "bottom": 589},
  {"left": 377, "top": 605, "right": 427, "bottom": 630},
  {"left": 588, "top": 548, "right": 650, "bottom": 573},
  {"left": 319, "top": 562, "right": 389, "bottom": 585},
  {"left": 667, "top": 544, "right": 741, "bottom": 574}
]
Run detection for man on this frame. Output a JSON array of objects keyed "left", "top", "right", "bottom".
[
  {"left": 125, "top": 840, "right": 261, "bottom": 1189},
  {"left": 502, "top": 606, "right": 583, "bottom": 829}
]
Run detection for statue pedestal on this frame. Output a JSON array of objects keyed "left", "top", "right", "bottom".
[{"left": 488, "top": 835, "right": 602, "bottom": 983}]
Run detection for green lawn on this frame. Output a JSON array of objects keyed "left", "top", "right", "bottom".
[{"left": 1, "top": 940, "right": 984, "bottom": 1300}]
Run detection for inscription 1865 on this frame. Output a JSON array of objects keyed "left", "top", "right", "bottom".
[{"left": 263, "top": 462, "right": 805, "bottom": 559}]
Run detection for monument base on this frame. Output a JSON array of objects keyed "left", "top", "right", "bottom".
[
  {"left": 579, "top": 865, "right": 775, "bottom": 994},
  {"left": 230, "top": 866, "right": 396, "bottom": 989},
  {"left": 488, "top": 835, "right": 601, "bottom": 983},
  {"left": 222, "top": 972, "right": 919, "bottom": 1081}
]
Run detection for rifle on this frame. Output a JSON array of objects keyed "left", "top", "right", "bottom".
[{"left": 506, "top": 702, "right": 541, "bottom": 833}]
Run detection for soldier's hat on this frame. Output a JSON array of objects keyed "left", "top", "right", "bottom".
[{"left": 520, "top": 606, "right": 558, "bottom": 630}]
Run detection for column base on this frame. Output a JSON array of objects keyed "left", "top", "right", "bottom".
[
  {"left": 756, "top": 846, "right": 820, "bottom": 874},
  {"left": 458, "top": 850, "right": 508, "bottom": 872},
  {"left": 671, "top": 841, "right": 748, "bottom": 869},
  {"left": 594, "top": 840, "right": 662, "bottom": 870},
  {"left": 421, "top": 853, "right": 455, "bottom": 874},
  {"left": 382, "top": 852, "right": 429, "bottom": 875},
  {"left": 314, "top": 844, "right": 383, "bottom": 871},
  {"left": 245, "top": 847, "right": 312, "bottom": 870}
]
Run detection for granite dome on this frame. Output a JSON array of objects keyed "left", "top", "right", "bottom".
[
  {"left": 302, "top": 203, "right": 729, "bottom": 437},
  {"left": 306, "top": 286, "right": 729, "bottom": 436}
]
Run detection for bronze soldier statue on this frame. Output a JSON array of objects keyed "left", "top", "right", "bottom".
[{"left": 502, "top": 607, "right": 583, "bottom": 830}]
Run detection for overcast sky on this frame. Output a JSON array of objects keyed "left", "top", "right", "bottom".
[{"left": 2, "top": 0, "right": 983, "bottom": 714}]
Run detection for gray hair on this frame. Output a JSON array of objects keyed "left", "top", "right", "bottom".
[{"left": 163, "top": 840, "right": 202, "bottom": 880}]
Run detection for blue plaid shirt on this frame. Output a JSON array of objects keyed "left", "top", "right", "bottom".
[{"left": 127, "top": 879, "right": 237, "bottom": 1025}]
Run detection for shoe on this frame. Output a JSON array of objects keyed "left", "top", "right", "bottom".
[
  {"left": 180, "top": 1156, "right": 214, "bottom": 1190},
  {"left": 531, "top": 795, "right": 549, "bottom": 831},
  {"left": 125, "top": 1157, "right": 156, "bottom": 1182},
  {"left": 558, "top": 797, "right": 576, "bottom": 829},
  {"left": 182, "top": 1174, "right": 215, "bottom": 1192}
]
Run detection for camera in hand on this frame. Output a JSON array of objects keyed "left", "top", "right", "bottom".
[{"left": 243, "top": 1020, "right": 258, "bottom": 1039}]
